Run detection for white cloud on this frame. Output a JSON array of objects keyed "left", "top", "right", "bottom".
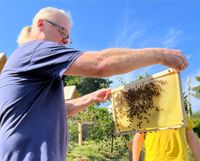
[
  {"left": 110, "top": 27, "right": 183, "bottom": 88},
  {"left": 162, "top": 28, "right": 183, "bottom": 48},
  {"left": 186, "top": 54, "right": 192, "bottom": 60},
  {"left": 112, "top": 9, "right": 148, "bottom": 48},
  {"left": 114, "top": 23, "right": 147, "bottom": 48}
]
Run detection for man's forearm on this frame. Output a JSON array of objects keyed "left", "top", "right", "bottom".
[
  {"left": 65, "top": 93, "right": 93, "bottom": 117},
  {"left": 65, "top": 88, "right": 110, "bottom": 117},
  {"left": 98, "top": 48, "right": 160, "bottom": 77}
]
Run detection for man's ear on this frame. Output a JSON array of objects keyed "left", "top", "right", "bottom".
[
  {"left": 37, "top": 19, "right": 43, "bottom": 27},
  {"left": 37, "top": 19, "right": 44, "bottom": 32}
]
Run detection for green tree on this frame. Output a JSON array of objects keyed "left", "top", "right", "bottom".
[
  {"left": 65, "top": 75, "right": 131, "bottom": 154},
  {"left": 183, "top": 92, "right": 192, "bottom": 116},
  {"left": 65, "top": 76, "right": 112, "bottom": 146},
  {"left": 136, "top": 72, "right": 149, "bottom": 80},
  {"left": 64, "top": 76, "right": 112, "bottom": 96},
  {"left": 63, "top": 76, "right": 81, "bottom": 87},
  {"left": 192, "top": 76, "right": 200, "bottom": 99},
  {"left": 86, "top": 106, "right": 131, "bottom": 154},
  {"left": 192, "top": 110, "right": 200, "bottom": 137}
]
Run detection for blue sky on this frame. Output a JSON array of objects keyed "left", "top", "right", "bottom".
[{"left": 0, "top": 0, "right": 199, "bottom": 111}]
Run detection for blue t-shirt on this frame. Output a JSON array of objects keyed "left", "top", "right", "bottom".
[{"left": 0, "top": 40, "right": 83, "bottom": 161}]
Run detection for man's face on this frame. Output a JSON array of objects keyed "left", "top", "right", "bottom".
[{"left": 44, "top": 17, "right": 71, "bottom": 46}]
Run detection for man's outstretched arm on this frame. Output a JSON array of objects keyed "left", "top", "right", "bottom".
[
  {"left": 65, "top": 48, "right": 188, "bottom": 77},
  {"left": 65, "top": 88, "right": 111, "bottom": 117}
]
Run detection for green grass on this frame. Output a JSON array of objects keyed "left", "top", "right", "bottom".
[{"left": 67, "top": 141, "right": 130, "bottom": 161}]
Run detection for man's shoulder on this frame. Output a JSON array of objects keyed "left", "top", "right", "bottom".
[
  {"left": 17, "top": 40, "right": 82, "bottom": 59},
  {"left": 19, "top": 40, "right": 63, "bottom": 49}
]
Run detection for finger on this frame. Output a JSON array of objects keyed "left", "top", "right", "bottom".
[
  {"left": 103, "top": 93, "right": 110, "bottom": 101},
  {"left": 174, "top": 61, "right": 188, "bottom": 72},
  {"left": 176, "top": 51, "right": 189, "bottom": 67}
]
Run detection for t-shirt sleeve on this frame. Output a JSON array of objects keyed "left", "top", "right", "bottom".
[{"left": 29, "top": 42, "right": 84, "bottom": 79}]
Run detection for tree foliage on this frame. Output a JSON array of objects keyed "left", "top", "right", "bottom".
[
  {"left": 192, "top": 76, "right": 200, "bottom": 99},
  {"left": 65, "top": 76, "right": 112, "bottom": 141},
  {"left": 65, "top": 75, "right": 132, "bottom": 154},
  {"left": 192, "top": 110, "right": 200, "bottom": 137},
  {"left": 183, "top": 92, "right": 192, "bottom": 116},
  {"left": 87, "top": 106, "right": 114, "bottom": 141},
  {"left": 85, "top": 106, "right": 131, "bottom": 154},
  {"left": 64, "top": 76, "right": 112, "bottom": 96}
]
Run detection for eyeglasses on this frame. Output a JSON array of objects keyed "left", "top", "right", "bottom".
[{"left": 43, "top": 19, "right": 72, "bottom": 45}]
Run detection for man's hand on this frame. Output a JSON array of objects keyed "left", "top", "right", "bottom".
[
  {"left": 157, "top": 48, "right": 188, "bottom": 72},
  {"left": 90, "top": 88, "right": 111, "bottom": 103},
  {"left": 66, "top": 88, "right": 111, "bottom": 116}
]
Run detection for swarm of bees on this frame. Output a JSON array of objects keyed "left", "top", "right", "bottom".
[{"left": 114, "top": 80, "right": 166, "bottom": 129}]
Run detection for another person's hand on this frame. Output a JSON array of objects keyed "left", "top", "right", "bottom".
[{"left": 91, "top": 88, "right": 111, "bottom": 103}]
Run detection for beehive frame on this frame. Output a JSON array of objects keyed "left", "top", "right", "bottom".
[{"left": 111, "top": 69, "right": 185, "bottom": 135}]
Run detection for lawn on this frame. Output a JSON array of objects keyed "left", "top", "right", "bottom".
[{"left": 67, "top": 141, "right": 130, "bottom": 161}]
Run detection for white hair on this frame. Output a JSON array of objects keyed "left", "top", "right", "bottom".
[
  {"left": 17, "top": 26, "right": 32, "bottom": 45},
  {"left": 32, "top": 7, "right": 72, "bottom": 26},
  {"left": 17, "top": 7, "right": 72, "bottom": 45}
]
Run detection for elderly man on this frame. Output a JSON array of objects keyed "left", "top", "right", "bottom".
[{"left": 0, "top": 7, "right": 188, "bottom": 161}]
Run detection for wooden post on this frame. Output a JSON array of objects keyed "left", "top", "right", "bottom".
[
  {"left": 78, "top": 121, "right": 82, "bottom": 145},
  {"left": 0, "top": 53, "right": 7, "bottom": 73},
  {"left": 77, "top": 121, "right": 93, "bottom": 145}
]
